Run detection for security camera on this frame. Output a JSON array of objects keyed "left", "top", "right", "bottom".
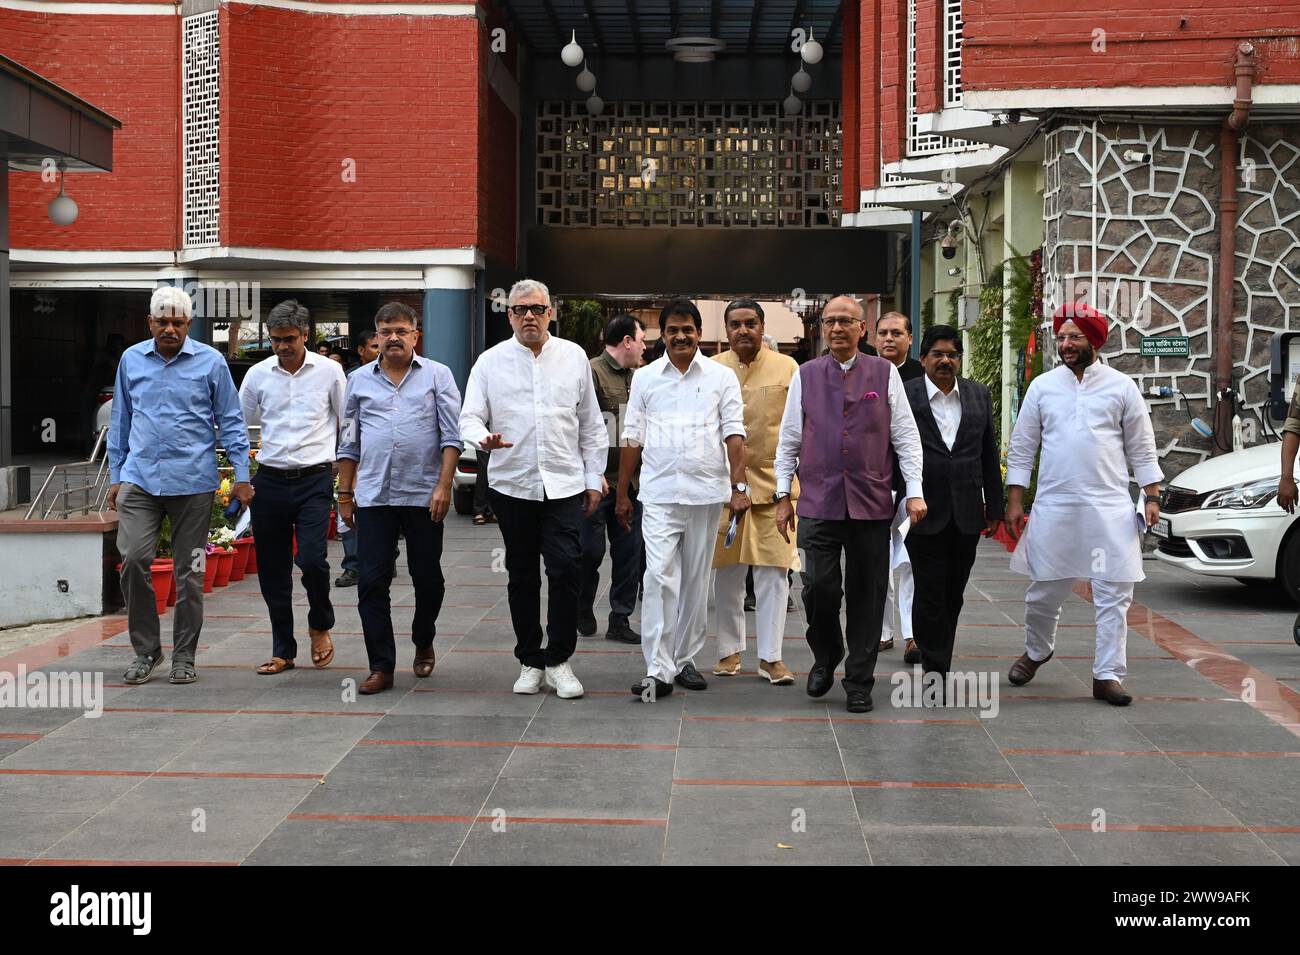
[
  {"left": 1123, "top": 149, "right": 1152, "bottom": 164},
  {"left": 940, "top": 220, "right": 963, "bottom": 260}
]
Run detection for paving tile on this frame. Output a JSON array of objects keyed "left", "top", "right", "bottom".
[
  {"left": 0, "top": 811, "right": 98, "bottom": 858},
  {"left": 0, "top": 736, "right": 194, "bottom": 773},
  {"left": 1059, "top": 829, "right": 1287, "bottom": 866},
  {"left": 244, "top": 818, "right": 469, "bottom": 866},
  {"left": 851, "top": 784, "right": 1048, "bottom": 828},
  {"left": 455, "top": 819, "right": 666, "bottom": 865},
  {"left": 863, "top": 826, "right": 1079, "bottom": 865}
]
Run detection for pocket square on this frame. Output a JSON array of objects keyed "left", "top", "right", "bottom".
[{"left": 863, "top": 390, "right": 880, "bottom": 400}]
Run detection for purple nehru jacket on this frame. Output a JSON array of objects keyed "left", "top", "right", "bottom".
[{"left": 795, "top": 353, "right": 896, "bottom": 521}]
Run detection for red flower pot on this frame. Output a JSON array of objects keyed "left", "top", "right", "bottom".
[
  {"left": 214, "top": 549, "right": 234, "bottom": 587},
  {"left": 243, "top": 538, "right": 258, "bottom": 573},
  {"left": 203, "top": 552, "right": 219, "bottom": 593},
  {"left": 327, "top": 510, "right": 338, "bottom": 541},
  {"left": 150, "top": 559, "right": 173, "bottom": 616},
  {"left": 167, "top": 571, "right": 177, "bottom": 606},
  {"left": 230, "top": 539, "right": 253, "bottom": 581}
]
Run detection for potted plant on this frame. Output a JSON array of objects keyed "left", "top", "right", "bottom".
[
  {"left": 152, "top": 516, "right": 175, "bottom": 615},
  {"left": 209, "top": 526, "right": 236, "bottom": 587}
]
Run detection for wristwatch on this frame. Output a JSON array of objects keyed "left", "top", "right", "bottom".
[
  {"left": 773, "top": 491, "right": 791, "bottom": 503},
  {"left": 733, "top": 482, "right": 749, "bottom": 494}
]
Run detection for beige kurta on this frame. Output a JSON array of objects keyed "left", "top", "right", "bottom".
[{"left": 711, "top": 347, "right": 800, "bottom": 569}]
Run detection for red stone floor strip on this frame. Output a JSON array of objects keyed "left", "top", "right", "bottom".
[
  {"left": 1003, "top": 748, "right": 1300, "bottom": 759},
  {"left": 288, "top": 812, "right": 665, "bottom": 827},
  {"left": 1074, "top": 581, "right": 1300, "bottom": 740},
  {"left": 358, "top": 739, "right": 676, "bottom": 751},
  {"left": 674, "top": 778, "right": 1023, "bottom": 790},
  {"left": 0, "top": 768, "right": 319, "bottom": 779},
  {"left": 101, "top": 707, "right": 385, "bottom": 717},
  {"left": 1056, "top": 823, "right": 1300, "bottom": 834},
  {"left": 29, "top": 859, "right": 239, "bottom": 866},
  {"left": 0, "top": 732, "right": 43, "bottom": 740},
  {"left": 681, "top": 715, "right": 980, "bottom": 725},
  {"left": 0, "top": 616, "right": 127, "bottom": 672}
]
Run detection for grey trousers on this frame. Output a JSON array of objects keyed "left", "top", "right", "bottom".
[{"left": 116, "top": 482, "right": 212, "bottom": 664}]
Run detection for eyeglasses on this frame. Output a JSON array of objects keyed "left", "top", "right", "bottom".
[
  {"left": 269, "top": 334, "right": 301, "bottom": 345},
  {"left": 927, "top": 350, "right": 962, "bottom": 360},
  {"left": 822, "top": 317, "right": 860, "bottom": 329},
  {"left": 509, "top": 304, "right": 549, "bottom": 318},
  {"left": 379, "top": 328, "right": 415, "bottom": 339},
  {"left": 1054, "top": 334, "right": 1088, "bottom": 344}
]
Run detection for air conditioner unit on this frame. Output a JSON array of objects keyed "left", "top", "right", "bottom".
[{"left": 959, "top": 294, "right": 981, "bottom": 329}]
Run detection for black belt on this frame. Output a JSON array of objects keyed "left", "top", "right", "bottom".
[{"left": 257, "top": 463, "right": 331, "bottom": 480}]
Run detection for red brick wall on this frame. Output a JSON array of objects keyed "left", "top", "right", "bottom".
[
  {"left": 842, "top": 1, "right": 860, "bottom": 208},
  {"left": 221, "top": 5, "right": 482, "bottom": 251},
  {"left": 476, "top": 9, "right": 518, "bottom": 266},
  {"left": 879, "top": 0, "right": 909, "bottom": 167},
  {"left": 914, "top": 0, "right": 943, "bottom": 115},
  {"left": 858, "top": 0, "right": 882, "bottom": 190},
  {"left": 1, "top": 10, "right": 180, "bottom": 251},
  {"left": 962, "top": 1, "right": 1300, "bottom": 90}
]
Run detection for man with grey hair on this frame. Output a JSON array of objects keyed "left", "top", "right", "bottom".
[
  {"left": 460, "top": 278, "right": 607, "bottom": 700},
  {"left": 239, "top": 299, "right": 347, "bottom": 675},
  {"left": 107, "top": 285, "right": 252, "bottom": 686}
]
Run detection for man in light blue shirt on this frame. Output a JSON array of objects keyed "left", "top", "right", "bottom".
[
  {"left": 107, "top": 286, "right": 252, "bottom": 686},
  {"left": 336, "top": 302, "right": 462, "bottom": 694}
]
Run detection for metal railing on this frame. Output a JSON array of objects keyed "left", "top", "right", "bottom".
[{"left": 24, "top": 429, "right": 113, "bottom": 520}]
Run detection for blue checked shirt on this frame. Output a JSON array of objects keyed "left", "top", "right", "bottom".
[
  {"left": 337, "top": 357, "right": 463, "bottom": 508},
  {"left": 108, "top": 336, "right": 251, "bottom": 495}
]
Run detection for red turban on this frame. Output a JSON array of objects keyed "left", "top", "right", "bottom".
[{"left": 1052, "top": 301, "right": 1109, "bottom": 349}]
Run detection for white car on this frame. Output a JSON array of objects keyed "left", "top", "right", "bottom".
[
  {"left": 1153, "top": 442, "right": 1297, "bottom": 602},
  {"left": 451, "top": 443, "right": 480, "bottom": 515}
]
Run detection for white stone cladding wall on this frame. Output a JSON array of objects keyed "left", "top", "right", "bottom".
[{"left": 1041, "top": 120, "right": 1300, "bottom": 480}]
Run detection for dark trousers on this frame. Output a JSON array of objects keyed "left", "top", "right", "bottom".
[
  {"left": 905, "top": 518, "right": 980, "bottom": 676},
  {"left": 579, "top": 488, "right": 642, "bottom": 626},
  {"left": 356, "top": 505, "right": 445, "bottom": 673},
  {"left": 489, "top": 488, "right": 584, "bottom": 668},
  {"left": 473, "top": 450, "right": 493, "bottom": 518},
  {"left": 250, "top": 468, "right": 335, "bottom": 660},
  {"left": 798, "top": 516, "right": 890, "bottom": 695}
]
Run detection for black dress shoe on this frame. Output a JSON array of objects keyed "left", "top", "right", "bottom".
[
  {"left": 674, "top": 662, "right": 708, "bottom": 691},
  {"left": 787, "top": 595, "right": 796, "bottom": 613},
  {"left": 631, "top": 677, "right": 674, "bottom": 700},
  {"left": 334, "top": 569, "right": 358, "bottom": 587},
  {"left": 577, "top": 606, "right": 598, "bottom": 637},
  {"left": 1294, "top": 612, "right": 1300, "bottom": 647},
  {"left": 605, "top": 620, "right": 640, "bottom": 644},
  {"left": 806, "top": 663, "right": 834, "bottom": 698},
  {"left": 846, "top": 691, "right": 873, "bottom": 713},
  {"left": 1092, "top": 678, "right": 1133, "bottom": 706}
]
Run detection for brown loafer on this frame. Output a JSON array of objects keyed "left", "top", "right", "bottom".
[
  {"left": 413, "top": 645, "right": 436, "bottom": 678},
  {"left": 879, "top": 637, "right": 895, "bottom": 651},
  {"left": 1007, "top": 650, "right": 1053, "bottom": 686},
  {"left": 359, "top": 671, "right": 394, "bottom": 695},
  {"left": 1092, "top": 678, "right": 1133, "bottom": 706}
]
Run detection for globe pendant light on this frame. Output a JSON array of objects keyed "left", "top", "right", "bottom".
[
  {"left": 561, "top": 30, "right": 584, "bottom": 67},
  {"left": 47, "top": 163, "right": 79, "bottom": 226},
  {"left": 801, "top": 28, "right": 824, "bottom": 65},
  {"left": 586, "top": 92, "right": 604, "bottom": 116},
  {"left": 576, "top": 63, "right": 596, "bottom": 92},
  {"left": 791, "top": 66, "right": 812, "bottom": 93}
]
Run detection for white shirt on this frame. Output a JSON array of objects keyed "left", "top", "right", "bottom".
[
  {"left": 459, "top": 334, "right": 607, "bottom": 501},
  {"left": 238, "top": 351, "right": 346, "bottom": 468},
  {"left": 925, "top": 375, "right": 962, "bottom": 450},
  {"left": 621, "top": 350, "right": 746, "bottom": 505},
  {"left": 1006, "top": 362, "right": 1163, "bottom": 582},
  {"left": 774, "top": 353, "right": 924, "bottom": 499}
]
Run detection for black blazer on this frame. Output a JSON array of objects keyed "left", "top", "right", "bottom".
[{"left": 903, "top": 375, "right": 1004, "bottom": 536}]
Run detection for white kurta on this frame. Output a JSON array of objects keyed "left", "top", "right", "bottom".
[{"left": 1005, "top": 363, "right": 1162, "bottom": 583}]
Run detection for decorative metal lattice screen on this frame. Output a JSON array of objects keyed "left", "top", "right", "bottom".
[
  {"left": 536, "top": 100, "right": 842, "bottom": 228},
  {"left": 943, "top": 0, "right": 965, "bottom": 109},
  {"left": 183, "top": 12, "right": 220, "bottom": 248},
  {"left": 906, "top": 0, "right": 974, "bottom": 156}
]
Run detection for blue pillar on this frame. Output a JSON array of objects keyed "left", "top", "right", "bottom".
[{"left": 422, "top": 265, "right": 477, "bottom": 393}]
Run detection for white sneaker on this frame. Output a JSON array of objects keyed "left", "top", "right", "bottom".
[
  {"left": 545, "top": 662, "right": 584, "bottom": 699},
  {"left": 513, "top": 665, "right": 544, "bottom": 694}
]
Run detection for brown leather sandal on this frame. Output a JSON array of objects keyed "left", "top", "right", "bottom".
[
  {"left": 257, "top": 657, "right": 295, "bottom": 675},
  {"left": 310, "top": 629, "right": 335, "bottom": 668}
]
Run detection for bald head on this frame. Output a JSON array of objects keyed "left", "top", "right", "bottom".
[{"left": 820, "top": 295, "right": 867, "bottom": 360}]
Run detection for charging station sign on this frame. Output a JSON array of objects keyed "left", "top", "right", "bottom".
[{"left": 1139, "top": 336, "right": 1190, "bottom": 357}]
